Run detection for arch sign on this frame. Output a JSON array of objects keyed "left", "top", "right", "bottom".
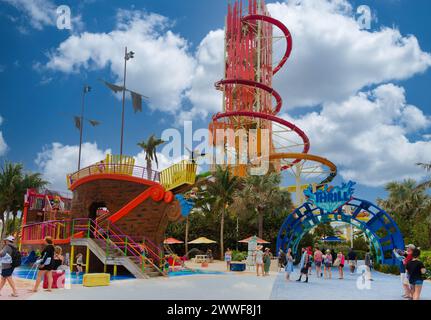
[{"left": 276, "top": 181, "right": 404, "bottom": 265}]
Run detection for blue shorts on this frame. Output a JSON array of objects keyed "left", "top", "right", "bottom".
[
  {"left": 410, "top": 279, "right": 424, "bottom": 286},
  {"left": 1, "top": 267, "right": 14, "bottom": 278}
]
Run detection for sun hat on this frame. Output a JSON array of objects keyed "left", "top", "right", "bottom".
[{"left": 5, "top": 235, "right": 15, "bottom": 242}]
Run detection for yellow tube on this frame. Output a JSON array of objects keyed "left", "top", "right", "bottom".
[
  {"left": 85, "top": 247, "right": 90, "bottom": 273},
  {"left": 70, "top": 245, "right": 75, "bottom": 273}
]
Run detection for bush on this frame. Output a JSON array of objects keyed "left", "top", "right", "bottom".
[
  {"left": 422, "top": 256, "right": 431, "bottom": 279},
  {"left": 232, "top": 250, "right": 247, "bottom": 262},
  {"left": 374, "top": 263, "right": 400, "bottom": 275}
]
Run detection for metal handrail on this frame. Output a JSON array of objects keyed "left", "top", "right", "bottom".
[{"left": 67, "top": 163, "right": 161, "bottom": 187}]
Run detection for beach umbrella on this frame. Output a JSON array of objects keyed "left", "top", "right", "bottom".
[
  {"left": 188, "top": 237, "right": 217, "bottom": 244},
  {"left": 238, "top": 236, "right": 270, "bottom": 244},
  {"left": 164, "top": 237, "right": 184, "bottom": 245}
]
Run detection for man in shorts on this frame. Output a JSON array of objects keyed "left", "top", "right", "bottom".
[{"left": 314, "top": 247, "right": 323, "bottom": 278}]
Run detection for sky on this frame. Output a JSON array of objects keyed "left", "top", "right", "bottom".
[{"left": 0, "top": 0, "right": 430, "bottom": 202}]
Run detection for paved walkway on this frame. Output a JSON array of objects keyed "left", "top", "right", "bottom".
[
  {"left": 270, "top": 267, "right": 431, "bottom": 300},
  {"left": 28, "top": 273, "right": 277, "bottom": 300}
]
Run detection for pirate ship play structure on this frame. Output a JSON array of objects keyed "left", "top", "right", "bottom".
[{"left": 20, "top": 155, "right": 197, "bottom": 278}]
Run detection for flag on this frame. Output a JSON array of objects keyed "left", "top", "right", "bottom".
[
  {"left": 130, "top": 91, "right": 142, "bottom": 113},
  {"left": 88, "top": 120, "right": 100, "bottom": 127},
  {"left": 100, "top": 79, "right": 124, "bottom": 93},
  {"left": 74, "top": 116, "right": 81, "bottom": 130}
]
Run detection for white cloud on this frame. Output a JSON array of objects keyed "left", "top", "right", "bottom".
[
  {"left": 267, "top": 0, "right": 431, "bottom": 108},
  {"left": 282, "top": 84, "right": 431, "bottom": 186},
  {"left": 35, "top": 142, "right": 111, "bottom": 191},
  {"left": 0, "top": 116, "right": 7, "bottom": 156},
  {"left": 180, "top": 0, "right": 431, "bottom": 114},
  {"left": 180, "top": 29, "right": 225, "bottom": 123},
  {"left": 45, "top": 9, "right": 195, "bottom": 114}
]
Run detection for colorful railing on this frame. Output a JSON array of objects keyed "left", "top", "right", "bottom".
[
  {"left": 160, "top": 160, "right": 198, "bottom": 191},
  {"left": 21, "top": 220, "right": 73, "bottom": 244},
  {"left": 21, "top": 218, "right": 166, "bottom": 276},
  {"left": 67, "top": 163, "right": 161, "bottom": 188}
]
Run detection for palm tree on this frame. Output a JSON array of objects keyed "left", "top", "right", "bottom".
[
  {"left": 416, "top": 162, "right": 431, "bottom": 189},
  {"left": 233, "top": 172, "right": 291, "bottom": 238},
  {"left": 137, "top": 134, "right": 165, "bottom": 179},
  {"left": 0, "top": 162, "right": 23, "bottom": 238},
  {"left": 0, "top": 162, "right": 47, "bottom": 237},
  {"left": 203, "top": 166, "right": 240, "bottom": 259},
  {"left": 378, "top": 179, "right": 431, "bottom": 248}
]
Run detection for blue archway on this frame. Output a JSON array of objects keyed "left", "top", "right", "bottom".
[{"left": 276, "top": 198, "right": 404, "bottom": 265}]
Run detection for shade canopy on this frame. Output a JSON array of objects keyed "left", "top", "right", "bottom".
[
  {"left": 238, "top": 236, "right": 270, "bottom": 244},
  {"left": 164, "top": 237, "right": 184, "bottom": 245},
  {"left": 321, "top": 236, "right": 343, "bottom": 242},
  {"left": 188, "top": 237, "right": 217, "bottom": 244}
]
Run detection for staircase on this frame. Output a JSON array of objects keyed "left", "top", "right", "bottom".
[{"left": 71, "top": 219, "right": 167, "bottom": 279}]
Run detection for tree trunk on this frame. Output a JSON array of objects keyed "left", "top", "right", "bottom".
[
  {"left": 185, "top": 216, "right": 189, "bottom": 257},
  {"left": 11, "top": 210, "right": 17, "bottom": 234},
  {"left": 146, "top": 159, "right": 152, "bottom": 180},
  {"left": 220, "top": 207, "right": 225, "bottom": 260},
  {"left": 1, "top": 211, "right": 10, "bottom": 239},
  {"left": 258, "top": 209, "right": 264, "bottom": 239}
]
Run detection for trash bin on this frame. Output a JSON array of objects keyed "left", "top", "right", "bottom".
[{"left": 230, "top": 262, "right": 246, "bottom": 272}]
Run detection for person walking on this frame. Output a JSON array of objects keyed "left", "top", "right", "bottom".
[
  {"left": 307, "top": 247, "right": 313, "bottom": 275},
  {"left": 285, "top": 248, "right": 294, "bottom": 281},
  {"left": 31, "top": 236, "right": 55, "bottom": 292},
  {"left": 224, "top": 248, "right": 232, "bottom": 271},
  {"left": 394, "top": 244, "right": 415, "bottom": 299},
  {"left": 75, "top": 253, "right": 84, "bottom": 277},
  {"left": 323, "top": 249, "right": 333, "bottom": 279},
  {"left": 347, "top": 248, "right": 357, "bottom": 274},
  {"left": 314, "top": 247, "right": 323, "bottom": 278},
  {"left": 364, "top": 249, "right": 373, "bottom": 281},
  {"left": 406, "top": 248, "right": 427, "bottom": 300},
  {"left": 254, "top": 245, "right": 264, "bottom": 276},
  {"left": 278, "top": 249, "right": 286, "bottom": 271},
  {"left": 0, "top": 236, "right": 19, "bottom": 297},
  {"left": 263, "top": 248, "right": 272, "bottom": 276},
  {"left": 53, "top": 246, "right": 65, "bottom": 270},
  {"left": 296, "top": 248, "right": 310, "bottom": 283},
  {"left": 335, "top": 251, "right": 345, "bottom": 279}
]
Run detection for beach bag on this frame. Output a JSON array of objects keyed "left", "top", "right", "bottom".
[
  {"left": 333, "top": 258, "right": 341, "bottom": 267},
  {"left": 9, "top": 245, "right": 22, "bottom": 268}
]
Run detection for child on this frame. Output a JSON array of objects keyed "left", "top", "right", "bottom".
[
  {"left": 76, "top": 253, "right": 83, "bottom": 277},
  {"left": 323, "top": 250, "right": 332, "bottom": 279}
]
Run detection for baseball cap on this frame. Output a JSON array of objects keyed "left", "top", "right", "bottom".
[
  {"left": 5, "top": 235, "right": 15, "bottom": 242},
  {"left": 406, "top": 244, "right": 416, "bottom": 250}
]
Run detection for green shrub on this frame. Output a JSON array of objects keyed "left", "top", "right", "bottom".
[
  {"left": 374, "top": 263, "right": 400, "bottom": 275},
  {"left": 232, "top": 250, "right": 247, "bottom": 262},
  {"left": 422, "top": 256, "right": 431, "bottom": 279}
]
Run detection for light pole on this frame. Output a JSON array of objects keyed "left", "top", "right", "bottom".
[
  {"left": 120, "top": 46, "right": 135, "bottom": 158},
  {"left": 78, "top": 85, "right": 91, "bottom": 170}
]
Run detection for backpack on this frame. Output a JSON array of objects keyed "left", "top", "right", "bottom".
[{"left": 9, "top": 245, "right": 22, "bottom": 268}]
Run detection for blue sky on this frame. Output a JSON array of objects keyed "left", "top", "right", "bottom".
[{"left": 0, "top": 0, "right": 430, "bottom": 201}]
